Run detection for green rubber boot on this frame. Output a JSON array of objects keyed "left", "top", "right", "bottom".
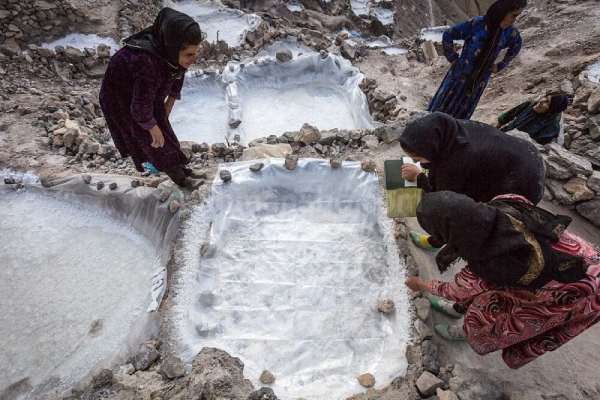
[
  {"left": 427, "top": 295, "right": 463, "bottom": 319},
  {"left": 409, "top": 231, "right": 440, "bottom": 251},
  {"left": 435, "top": 324, "right": 466, "bottom": 341}
]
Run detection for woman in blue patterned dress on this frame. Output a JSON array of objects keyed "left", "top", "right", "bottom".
[{"left": 428, "top": 0, "right": 527, "bottom": 119}]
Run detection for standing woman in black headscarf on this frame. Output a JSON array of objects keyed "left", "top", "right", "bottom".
[
  {"left": 428, "top": 0, "right": 527, "bottom": 119},
  {"left": 100, "top": 8, "right": 205, "bottom": 188}
]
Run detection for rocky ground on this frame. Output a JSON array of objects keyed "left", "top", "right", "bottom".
[{"left": 1, "top": 0, "right": 600, "bottom": 399}]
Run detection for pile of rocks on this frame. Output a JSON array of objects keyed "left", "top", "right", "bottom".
[
  {"left": 360, "top": 77, "right": 401, "bottom": 122},
  {"left": 72, "top": 345, "right": 279, "bottom": 400},
  {"left": 118, "top": 0, "right": 161, "bottom": 40},
  {"left": 0, "top": 0, "right": 86, "bottom": 48},
  {"left": 562, "top": 74, "right": 600, "bottom": 169}
]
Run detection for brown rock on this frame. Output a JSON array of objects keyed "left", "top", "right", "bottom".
[
  {"left": 563, "top": 177, "right": 595, "bottom": 203},
  {"left": 357, "top": 373, "right": 375, "bottom": 388},
  {"left": 437, "top": 388, "right": 460, "bottom": 400},
  {"left": 361, "top": 159, "right": 376, "bottom": 173},
  {"left": 377, "top": 299, "right": 395, "bottom": 314},
  {"left": 259, "top": 370, "right": 275, "bottom": 385},
  {"left": 330, "top": 158, "right": 342, "bottom": 169},
  {"left": 285, "top": 154, "right": 299, "bottom": 170},
  {"left": 415, "top": 371, "right": 444, "bottom": 397},
  {"left": 588, "top": 89, "right": 600, "bottom": 114}
]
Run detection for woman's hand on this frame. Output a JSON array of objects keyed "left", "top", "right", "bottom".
[
  {"left": 401, "top": 164, "right": 422, "bottom": 182},
  {"left": 149, "top": 125, "right": 165, "bottom": 148},
  {"left": 405, "top": 276, "right": 429, "bottom": 292}
]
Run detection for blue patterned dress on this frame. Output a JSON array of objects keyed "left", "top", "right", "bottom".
[{"left": 428, "top": 16, "right": 522, "bottom": 119}]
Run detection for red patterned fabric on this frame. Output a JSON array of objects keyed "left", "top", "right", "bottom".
[{"left": 428, "top": 231, "right": 600, "bottom": 368}]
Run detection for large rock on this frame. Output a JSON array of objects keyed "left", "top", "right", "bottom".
[
  {"left": 588, "top": 89, "right": 600, "bottom": 114},
  {"left": 576, "top": 200, "right": 600, "bottom": 227},
  {"left": 414, "top": 297, "right": 431, "bottom": 321},
  {"left": 587, "top": 171, "right": 600, "bottom": 193},
  {"left": 546, "top": 143, "right": 593, "bottom": 177},
  {"left": 588, "top": 115, "right": 600, "bottom": 141},
  {"left": 64, "top": 46, "right": 85, "bottom": 63},
  {"left": 275, "top": 49, "right": 292, "bottom": 63},
  {"left": 296, "top": 123, "right": 321, "bottom": 145},
  {"left": 248, "top": 387, "right": 278, "bottom": 400},
  {"left": 546, "top": 180, "right": 576, "bottom": 206},
  {"left": 545, "top": 159, "right": 573, "bottom": 180},
  {"left": 357, "top": 373, "right": 375, "bottom": 388},
  {"left": 421, "top": 339, "right": 440, "bottom": 375},
  {"left": 159, "top": 356, "right": 186, "bottom": 380},
  {"left": 341, "top": 40, "right": 358, "bottom": 60},
  {"left": 563, "top": 177, "right": 595, "bottom": 203},
  {"left": 188, "top": 348, "right": 254, "bottom": 400},
  {"left": 361, "top": 134, "right": 379, "bottom": 149},
  {"left": 133, "top": 341, "right": 160, "bottom": 371},
  {"left": 415, "top": 371, "right": 444, "bottom": 397},
  {"left": 240, "top": 144, "right": 292, "bottom": 161}
]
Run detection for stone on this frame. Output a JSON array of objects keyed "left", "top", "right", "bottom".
[
  {"left": 421, "top": 339, "right": 440, "bottom": 374},
  {"left": 248, "top": 387, "right": 278, "bottom": 400},
  {"left": 437, "top": 388, "right": 460, "bottom": 400},
  {"left": 159, "top": 356, "right": 186, "bottom": 379},
  {"left": 259, "top": 370, "right": 275, "bottom": 385},
  {"left": 275, "top": 49, "right": 293, "bottom": 63},
  {"left": 82, "top": 174, "right": 92, "bottom": 184},
  {"left": 131, "top": 179, "right": 142, "bottom": 188},
  {"left": 118, "top": 363, "right": 135, "bottom": 376},
  {"left": 63, "top": 46, "right": 84, "bottom": 62},
  {"left": 4, "top": 177, "right": 16, "bottom": 184},
  {"left": 241, "top": 144, "right": 292, "bottom": 160},
  {"left": 341, "top": 40, "right": 358, "bottom": 60},
  {"left": 297, "top": 123, "right": 321, "bottom": 145},
  {"left": 133, "top": 341, "right": 160, "bottom": 371},
  {"left": 546, "top": 143, "right": 593, "bottom": 177},
  {"left": 62, "top": 128, "right": 79, "bottom": 148},
  {"left": 588, "top": 115, "right": 600, "bottom": 141},
  {"left": 361, "top": 134, "right": 379, "bottom": 149},
  {"left": 374, "top": 125, "right": 402, "bottom": 144},
  {"left": 96, "top": 181, "right": 105, "bottom": 190},
  {"left": 357, "top": 373, "right": 375, "bottom": 388},
  {"left": 109, "top": 182, "right": 117, "bottom": 191},
  {"left": 421, "top": 40, "right": 438, "bottom": 64},
  {"left": 563, "top": 177, "right": 595, "bottom": 202},
  {"left": 545, "top": 159, "right": 573, "bottom": 180},
  {"left": 330, "top": 158, "right": 342, "bottom": 169},
  {"left": 414, "top": 297, "right": 431, "bottom": 321},
  {"left": 220, "top": 169, "right": 232, "bottom": 182},
  {"left": 212, "top": 142, "right": 227, "bottom": 156},
  {"left": 414, "top": 319, "right": 433, "bottom": 341},
  {"left": 415, "top": 371, "right": 444, "bottom": 397},
  {"left": 361, "top": 159, "right": 376, "bottom": 172},
  {"left": 546, "top": 180, "right": 574, "bottom": 205},
  {"left": 560, "top": 79, "right": 574, "bottom": 96},
  {"left": 250, "top": 163, "right": 264, "bottom": 172},
  {"left": 587, "top": 171, "right": 600, "bottom": 193},
  {"left": 92, "top": 369, "right": 113, "bottom": 389},
  {"left": 189, "top": 348, "right": 254, "bottom": 400},
  {"left": 285, "top": 154, "right": 299, "bottom": 170},
  {"left": 80, "top": 139, "right": 100, "bottom": 155},
  {"left": 576, "top": 200, "right": 600, "bottom": 227},
  {"left": 377, "top": 299, "right": 395, "bottom": 314},
  {"left": 588, "top": 89, "right": 600, "bottom": 114},
  {"left": 97, "top": 44, "right": 111, "bottom": 59},
  {"left": 193, "top": 142, "right": 210, "bottom": 153},
  {"left": 169, "top": 200, "right": 181, "bottom": 214}
]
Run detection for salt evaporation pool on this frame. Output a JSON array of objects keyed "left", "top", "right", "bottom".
[
  {"left": 420, "top": 26, "right": 450, "bottom": 43},
  {"left": 168, "top": 159, "right": 410, "bottom": 400},
  {"left": 171, "top": 50, "right": 374, "bottom": 144},
  {"left": 41, "top": 33, "right": 119, "bottom": 54},
  {"left": 0, "top": 189, "right": 161, "bottom": 398},
  {"left": 165, "top": 0, "right": 260, "bottom": 46},
  {"left": 350, "top": 0, "right": 394, "bottom": 25}
]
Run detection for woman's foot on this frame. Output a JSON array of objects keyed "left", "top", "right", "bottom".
[
  {"left": 434, "top": 324, "right": 466, "bottom": 341},
  {"left": 410, "top": 231, "right": 440, "bottom": 251},
  {"left": 142, "top": 162, "right": 161, "bottom": 175},
  {"left": 427, "top": 295, "right": 463, "bottom": 319}
]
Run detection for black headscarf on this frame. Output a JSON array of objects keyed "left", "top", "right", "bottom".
[
  {"left": 416, "top": 191, "right": 587, "bottom": 288},
  {"left": 548, "top": 94, "right": 570, "bottom": 114},
  {"left": 123, "top": 7, "right": 202, "bottom": 72},
  {"left": 467, "top": 0, "right": 527, "bottom": 94},
  {"left": 399, "top": 112, "right": 469, "bottom": 162}
]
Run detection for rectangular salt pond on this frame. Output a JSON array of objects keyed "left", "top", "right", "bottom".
[
  {"left": 0, "top": 189, "right": 160, "bottom": 398},
  {"left": 170, "top": 159, "right": 410, "bottom": 400},
  {"left": 239, "top": 83, "right": 364, "bottom": 138}
]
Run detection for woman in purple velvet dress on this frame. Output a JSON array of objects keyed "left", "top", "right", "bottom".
[{"left": 100, "top": 8, "right": 204, "bottom": 188}]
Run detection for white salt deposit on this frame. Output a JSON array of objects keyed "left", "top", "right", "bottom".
[
  {"left": 286, "top": 1, "right": 304, "bottom": 12},
  {"left": 170, "top": 73, "right": 230, "bottom": 143},
  {"left": 165, "top": 0, "right": 261, "bottom": 46},
  {"left": 0, "top": 191, "right": 160, "bottom": 398},
  {"left": 0, "top": 168, "right": 40, "bottom": 184},
  {"left": 585, "top": 61, "right": 600, "bottom": 84},
  {"left": 169, "top": 159, "right": 410, "bottom": 400},
  {"left": 382, "top": 47, "right": 408, "bottom": 56},
  {"left": 41, "top": 33, "right": 119, "bottom": 54},
  {"left": 420, "top": 26, "right": 450, "bottom": 43},
  {"left": 373, "top": 7, "right": 394, "bottom": 26},
  {"left": 351, "top": 0, "right": 370, "bottom": 16}
]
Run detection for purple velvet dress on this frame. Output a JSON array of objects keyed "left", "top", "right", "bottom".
[{"left": 99, "top": 47, "right": 187, "bottom": 172}]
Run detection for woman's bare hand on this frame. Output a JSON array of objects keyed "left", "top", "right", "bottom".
[
  {"left": 405, "top": 276, "right": 428, "bottom": 292},
  {"left": 401, "top": 164, "right": 422, "bottom": 182},
  {"left": 149, "top": 125, "right": 165, "bottom": 148}
]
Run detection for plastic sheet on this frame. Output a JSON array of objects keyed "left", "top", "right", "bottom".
[
  {"left": 41, "top": 33, "right": 119, "bottom": 54},
  {"left": 169, "top": 159, "right": 410, "bottom": 400},
  {"left": 171, "top": 51, "right": 374, "bottom": 144},
  {"left": 0, "top": 189, "right": 161, "bottom": 398},
  {"left": 165, "top": 0, "right": 261, "bottom": 46}
]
